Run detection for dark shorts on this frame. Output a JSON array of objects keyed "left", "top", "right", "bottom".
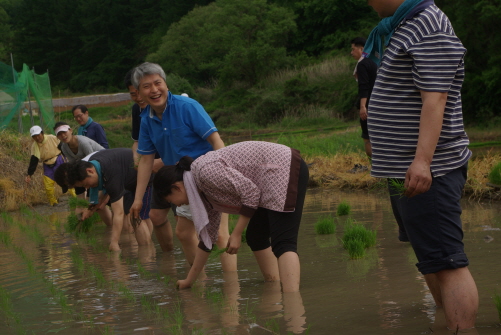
[
  {"left": 359, "top": 118, "right": 369, "bottom": 140},
  {"left": 245, "top": 159, "right": 309, "bottom": 258},
  {"left": 388, "top": 164, "right": 469, "bottom": 275},
  {"left": 123, "top": 186, "right": 152, "bottom": 220}
]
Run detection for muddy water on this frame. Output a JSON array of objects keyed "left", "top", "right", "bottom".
[{"left": 0, "top": 190, "right": 500, "bottom": 335}]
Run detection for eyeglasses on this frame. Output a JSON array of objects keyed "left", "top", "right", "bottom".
[{"left": 73, "top": 113, "right": 85, "bottom": 119}]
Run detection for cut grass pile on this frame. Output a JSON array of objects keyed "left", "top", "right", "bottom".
[
  {"left": 342, "top": 218, "right": 377, "bottom": 259},
  {"left": 314, "top": 215, "right": 336, "bottom": 235}
]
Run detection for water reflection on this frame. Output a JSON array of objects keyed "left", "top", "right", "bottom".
[{"left": 0, "top": 190, "right": 500, "bottom": 334}]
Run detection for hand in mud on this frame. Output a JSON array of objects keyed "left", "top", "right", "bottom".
[
  {"left": 25, "top": 175, "right": 31, "bottom": 183},
  {"left": 176, "top": 279, "right": 192, "bottom": 290}
]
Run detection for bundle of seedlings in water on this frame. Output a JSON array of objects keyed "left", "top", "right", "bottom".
[
  {"left": 314, "top": 215, "right": 336, "bottom": 235},
  {"left": 336, "top": 201, "right": 351, "bottom": 216},
  {"left": 488, "top": 162, "right": 501, "bottom": 187},
  {"left": 66, "top": 212, "right": 100, "bottom": 233},
  {"left": 388, "top": 178, "right": 407, "bottom": 198},
  {"left": 342, "top": 218, "right": 377, "bottom": 259},
  {"left": 68, "top": 197, "right": 91, "bottom": 210}
]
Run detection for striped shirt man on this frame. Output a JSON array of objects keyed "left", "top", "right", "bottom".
[{"left": 368, "top": 4, "right": 471, "bottom": 179}]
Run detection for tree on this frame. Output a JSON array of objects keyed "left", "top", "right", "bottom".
[
  {"left": 147, "top": 0, "right": 296, "bottom": 88},
  {"left": 436, "top": 0, "right": 501, "bottom": 123},
  {"left": 270, "top": 0, "right": 380, "bottom": 55}
]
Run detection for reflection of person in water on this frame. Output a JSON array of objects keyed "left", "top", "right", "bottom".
[{"left": 153, "top": 141, "right": 309, "bottom": 293}]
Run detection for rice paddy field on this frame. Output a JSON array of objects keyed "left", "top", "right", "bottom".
[{"left": 0, "top": 189, "right": 500, "bottom": 334}]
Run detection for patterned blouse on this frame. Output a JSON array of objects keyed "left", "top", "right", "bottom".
[{"left": 191, "top": 141, "right": 302, "bottom": 246}]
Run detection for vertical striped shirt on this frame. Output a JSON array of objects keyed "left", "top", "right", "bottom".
[{"left": 368, "top": 4, "right": 471, "bottom": 179}]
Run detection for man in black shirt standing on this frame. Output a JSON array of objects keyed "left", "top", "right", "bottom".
[{"left": 351, "top": 37, "right": 377, "bottom": 159}]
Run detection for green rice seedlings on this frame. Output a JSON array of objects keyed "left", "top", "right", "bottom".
[
  {"left": 136, "top": 261, "right": 153, "bottom": 279},
  {"left": 264, "top": 318, "right": 280, "bottom": 334},
  {"left": 169, "top": 299, "right": 184, "bottom": 333},
  {"left": 0, "top": 211, "right": 15, "bottom": 226},
  {"left": 314, "top": 215, "right": 336, "bottom": 235},
  {"left": 342, "top": 220, "right": 376, "bottom": 249},
  {"left": 19, "top": 205, "right": 34, "bottom": 218},
  {"left": 0, "top": 231, "right": 12, "bottom": 246},
  {"left": 88, "top": 265, "right": 107, "bottom": 288},
  {"left": 336, "top": 201, "right": 351, "bottom": 216},
  {"left": 388, "top": 178, "right": 407, "bottom": 198},
  {"left": 342, "top": 219, "right": 377, "bottom": 259},
  {"left": 209, "top": 245, "right": 228, "bottom": 259},
  {"left": 100, "top": 325, "right": 114, "bottom": 335},
  {"left": 69, "top": 197, "right": 90, "bottom": 210},
  {"left": 488, "top": 162, "right": 501, "bottom": 186},
  {"left": 0, "top": 286, "right": 24, "bottom": 333},
  {"left": 66, "top": 212, "right": 100, "bottom": 234},
  {"left": 243, "top": 299, "right": 257, "bottom": 323},
  {"left": 117, "top": 282, "right": 135, "bottom": 304},
  {"left": 70, "top": 248, "right": 85, "bottom": 273},
  {"left": 343, "top": 239, "right": 366, "bottom": 259},
  {"left": 494, "top": 293, "right": 501, "bottom": 323},
  {"left": 191, "top": 327, "right": 209, "bottom": 335},
  {"left": 17, "top": 223, "right": 45, "bottom": 245},
  {"left": 140, "top": 295, "right": 156, "bottom": 316},
  {"left": 204, "top": 287, "right": 224, "bottom": 307}
]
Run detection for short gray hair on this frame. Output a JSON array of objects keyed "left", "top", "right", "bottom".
[{"left": 132, "top": 62, "right": 167, "bottom": 89}]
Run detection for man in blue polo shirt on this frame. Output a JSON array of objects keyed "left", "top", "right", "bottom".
[
  {"left": 129, "top": 62, "right": 237, "bottom": 273},
  {"left": 365, "top": 0, "right": 478, "bottom": 331}
]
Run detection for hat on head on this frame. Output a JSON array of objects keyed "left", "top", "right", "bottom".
[
  {"left": 55, "top": 124, "right": 71, "bottom": 135},
  {"left": 30, "top": 125, "right": 43, "bottom": 137}
]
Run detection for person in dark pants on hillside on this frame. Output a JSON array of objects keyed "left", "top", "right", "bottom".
[
  {"left": 365, "top": 0, "right": 478, "bottom": 331},
  {"left": 350, "top": 37, "right": 377, "bottom": 160},
  {"left": 72, "top": 105, "right": 109, "bottom": 149}
]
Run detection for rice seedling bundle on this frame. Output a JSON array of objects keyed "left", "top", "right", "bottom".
[
  {"left": 488, "top": 162, "right": 501, "bottom": 185},
  {"left": 342, "top": 220, "right": 377, "bottom": 259},
  {"left": 314, "top": 215, "right": 336, "bottom": 234},
  {"left": 336, "top": 201, "right": 351, "bottom": 216}
]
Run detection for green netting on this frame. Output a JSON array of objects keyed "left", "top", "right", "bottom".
[{"left": 0, "top": 62, "right": 54, "bottom": 133}]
